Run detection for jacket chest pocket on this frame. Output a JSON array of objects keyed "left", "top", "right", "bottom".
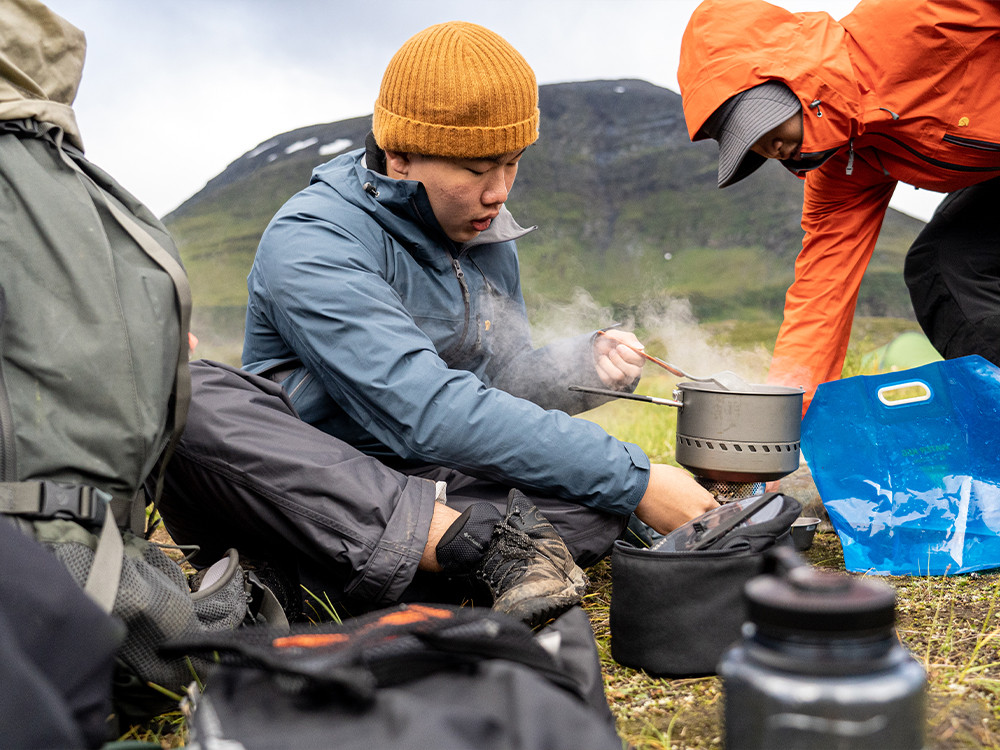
[{"left": 410, "top": 311, "right": 467, "bottom": 356}]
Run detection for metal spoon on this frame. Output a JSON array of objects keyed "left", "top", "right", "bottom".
[{"left": 676, "top": 366, "right": 751, "bottom": 392}]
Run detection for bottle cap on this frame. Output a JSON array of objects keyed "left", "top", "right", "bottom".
[{"left": 746, "top": 565, "right": 896, "bottom": 637}]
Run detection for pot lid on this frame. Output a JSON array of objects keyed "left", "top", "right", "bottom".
[{"left": 676, "top": 380, "right": 804, "bottom": 396}]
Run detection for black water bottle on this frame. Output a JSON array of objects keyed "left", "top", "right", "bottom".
[{"left": 719, "top": 548, "right": 927, "bottom": 749}]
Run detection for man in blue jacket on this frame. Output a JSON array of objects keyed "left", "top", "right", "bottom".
[{"left": 161, "top": 22, "right": 716, "bottom": 626}]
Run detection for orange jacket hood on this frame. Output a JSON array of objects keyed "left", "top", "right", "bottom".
[
  {"left": 679, "top": 0, "right": 860, "bottom": 159},
  {"left": 679, "top": 0, "right": 1000, "bottom": 177}
]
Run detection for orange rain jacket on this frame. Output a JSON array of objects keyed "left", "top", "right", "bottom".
[{"left": 678, "top": 0, "right": 1000, "bottom": 411}]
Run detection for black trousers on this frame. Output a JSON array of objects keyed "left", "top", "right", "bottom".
[
  {"left": 156, "top": 360, "right": 626, "bottom": 619},
  {"left": 904, "top": 177, "right": 1000, "bottom": 364}
]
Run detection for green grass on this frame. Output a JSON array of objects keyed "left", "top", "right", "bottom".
[{"left": 574, "top": 372, "right": 681, "bottom": 464}]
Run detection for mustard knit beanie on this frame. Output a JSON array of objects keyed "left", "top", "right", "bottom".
[{"left": 373, "top": 21, "right": 539, "bottom": 158}]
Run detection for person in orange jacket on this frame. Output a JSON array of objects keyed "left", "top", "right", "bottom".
[{"left": 678, "top": 0, "right": 1000, "bottom": 412}]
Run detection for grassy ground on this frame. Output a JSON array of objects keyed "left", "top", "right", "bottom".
[
  {"left": 587, "top": 536, "right": 1000, "bottom": 749},
  {"left": 125, "top": 319, "right": 1000, "bottom": 748},
  {"left": 133, "top": 529, "right": 1000, "bottom": 749}
]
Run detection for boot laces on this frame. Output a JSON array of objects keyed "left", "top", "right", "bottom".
[{"left": 476, "top": 522, "right": 533, "bottom": 593}]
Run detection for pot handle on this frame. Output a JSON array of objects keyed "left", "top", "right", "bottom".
[{"left": 568, "top": 384, "right": 682, "bottom": 407}]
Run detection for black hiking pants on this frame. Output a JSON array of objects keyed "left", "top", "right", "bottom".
[
  {"left": 904, "top": 177, "right": 1000, "bottom": 364},
  {"left": 156, "top": 360, "right": 626, "bottom": 618}
]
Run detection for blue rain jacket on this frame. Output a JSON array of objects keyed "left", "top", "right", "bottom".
[{"left": 243, "top": 148, "right": 649, "bottom": 515}]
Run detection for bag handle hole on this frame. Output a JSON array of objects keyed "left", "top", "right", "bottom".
[{"left": 877, "top": 380, "right": 932, "bottom": 406}]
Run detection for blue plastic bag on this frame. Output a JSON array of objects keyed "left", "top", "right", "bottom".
[{"left": 802, "top": 355, "right": 1000, "bottom": 575}]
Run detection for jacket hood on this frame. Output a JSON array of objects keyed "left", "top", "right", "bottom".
[
  {"left": 678, "top": 0, "right": 863, "bottom": 159},
  {"left": 0, "top": 0, "right": 85, "bottom": 149}
]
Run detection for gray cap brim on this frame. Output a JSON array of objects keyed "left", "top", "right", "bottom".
[{"left": 708, "top": 82, "right": 801, "bottom": 188}]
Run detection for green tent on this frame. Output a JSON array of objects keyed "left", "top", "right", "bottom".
[{"left": 861, "top": 331, "right": 943, "bottom": 373}]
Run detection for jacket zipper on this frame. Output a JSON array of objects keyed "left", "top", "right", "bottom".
[
  {"left": 406, "top": 193, "right": 473, "bottom": 360},
  {"left": 0, "top": 287, "right": 16, "bottom": 481},
  {"left": 942, "top": 134, "right": 1000, "bottom": 152},
  {"left": 438, "top": 249, "right": 472, "bottom": 362},
  {"left": 286, "top": 371, "right": 312, "bottom": 400},
  {"left": 871, "top": 133, "right": 1000, "bottom": 172},
  {"left": 451, "top": 255, "right": 471, "bottom": 347}
]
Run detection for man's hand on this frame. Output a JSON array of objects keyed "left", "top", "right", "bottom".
[
  {"left": 634, "top": 464, "right": 719, "bottom": 535},
  {"left": 594, "top": 329, "right": 645, "bottom": 388}
]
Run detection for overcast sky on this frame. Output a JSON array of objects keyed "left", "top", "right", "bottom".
[{"left": 42, "top": 0, "right": 945, "bottom": 221}]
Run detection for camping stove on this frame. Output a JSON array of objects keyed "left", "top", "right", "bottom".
[
  {"left": 687, "top": 447, "right": 804, "bottom": 503},
  {"left": 696, "top": 476, "right": 767, "bottom": 504}
]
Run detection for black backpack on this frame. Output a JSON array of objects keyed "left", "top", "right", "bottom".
[{"left": 166, "top": 604, "right": 623, "bottom": 750}]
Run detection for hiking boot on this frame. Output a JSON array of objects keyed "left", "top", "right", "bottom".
[
  {"left": 475, "top": 490, "right": 589, "bottom": 627},
  {"left": 504, "top": 490, "right": 589, "bottom": 594}
]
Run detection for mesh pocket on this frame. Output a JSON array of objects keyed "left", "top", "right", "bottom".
[
  {"left": 191, "top": 549, "right": 250, "bottom": 630},
  {"left": 37, "top": 521, "right": 248, "bottom": 715}
]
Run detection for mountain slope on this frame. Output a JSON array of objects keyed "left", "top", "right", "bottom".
[{"left": 163, "top": 79, "right": 925, "bottom": 336}]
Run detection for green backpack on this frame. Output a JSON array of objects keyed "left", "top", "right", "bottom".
[
  {"left": 0, "top": 121, "right": 284, "bottom": 725},
  {"left": 0, "top": 4, "right": 285, "bottom": 731},
  {"left": 0, "top": 119, "right": 190, "bottom": 588}
]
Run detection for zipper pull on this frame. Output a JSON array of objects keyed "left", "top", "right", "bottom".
[
  {"left": 846, "top": 139, "right": 855, "bottom": 176},
  {"left": 451, "top": 257, "right": 470, "bottom": 305}
]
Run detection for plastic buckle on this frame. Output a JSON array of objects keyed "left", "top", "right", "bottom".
[{"left": 38, "top": 482, "right": 110, "bottom": 528}]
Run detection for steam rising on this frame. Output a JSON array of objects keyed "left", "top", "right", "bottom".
[{"left": 529, "top": 289, "right": 772, "bottom": 385}]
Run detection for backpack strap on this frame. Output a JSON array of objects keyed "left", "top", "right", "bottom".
[
  {"left": 0, "top": 481, "right": 110, "bottom": 526},
  {"left": 49, "top": 124, "right": 192, "bottom": 536},
  {"left": 83, "top": 510, "right": 125, "bottom": 613}
]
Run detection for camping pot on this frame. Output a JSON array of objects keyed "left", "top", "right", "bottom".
[
  {"left": 673, "top": 381, "right": 803, "bottom": 482},
  {"left": 568, "top": 379, "right": 803, "bottom": 482}
]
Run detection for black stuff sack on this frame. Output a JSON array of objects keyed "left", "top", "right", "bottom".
[
  {"left": 166, "top": 603, "right": 622, "bottom": 750},
  {"left": 0, "top": 518, "right": 122, "bottom": 750},
  {"left": 610, "top": 493, "right": 802, "bottom": 677}
]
